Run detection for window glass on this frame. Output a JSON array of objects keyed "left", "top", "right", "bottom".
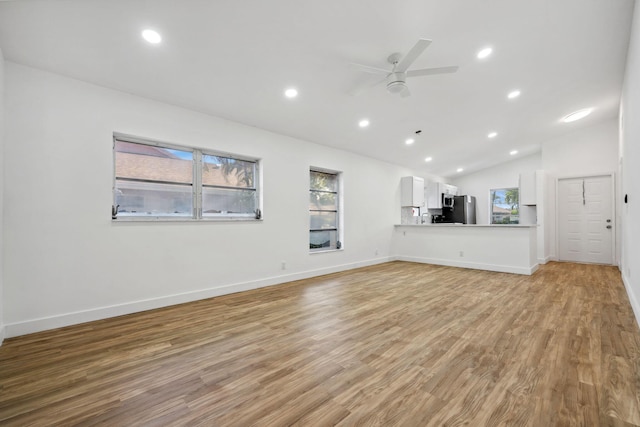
[
  {"left": 113, "top": 136, "right": 260, "bottom": 221},
  {"left": 202, "top": 187, "right": 256, "bottom": 216},
  {"left": 490, "top": 188, "right": 520, "bottom": 224},
  {"left": 310, "top": 169, "right": 341, "bottom": 251},
  {"left": 310, "top": 230, "right": 337, "bottom": 250},
  {"left": 115, "top": 181, "right": 192, "bottom": 217},
  {"left": 115, "top": 141, "right": 193, "bottom": 217},
  {"left": 310, "top": 171, "right": 337, "bottom": 192},
  {"left": 309, "top": 192, "right": 337, "bottom": 210},
  {"left": 202, "top": 155, "right": 255, "bottom": 188},
  {"left": 115, "top": 141, "right": 193, "bottom": 183}
]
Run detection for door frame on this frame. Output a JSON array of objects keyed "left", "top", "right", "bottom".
[{"left": 555, "top": 172, "right": 616, "bottom": 265}]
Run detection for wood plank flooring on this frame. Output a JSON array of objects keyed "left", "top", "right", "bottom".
[{"left": 1, "top": 261, "right": 640, "bottom": 426}]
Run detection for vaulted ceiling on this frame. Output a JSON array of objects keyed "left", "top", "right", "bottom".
[{"left": 0, "top": 0, "right": 634, "bottom": 177}]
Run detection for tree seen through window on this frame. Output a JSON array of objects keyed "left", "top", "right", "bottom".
[{"left": 490, "top": 188, "right": 519, "bottom": 224}]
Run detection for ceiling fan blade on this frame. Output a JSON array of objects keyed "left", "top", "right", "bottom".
[
  {"left": 350, "top": 62, "right": 390, "bottom": 75},
  {"left": 396, "top": 39, "right": 432, "bottom": 72},
  {"left": 407, "top": 65, "right": 459, "bottom": 77},
  {"left": 347, "top": 74, "right": 387, "bottom": 96}
]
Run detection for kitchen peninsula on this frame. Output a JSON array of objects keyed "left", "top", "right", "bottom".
[{"left": 393, "top": 224, "right": 538, "bottom": 275}]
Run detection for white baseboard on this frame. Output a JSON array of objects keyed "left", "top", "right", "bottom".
[
  {"left": 396, "top": 255, "right": 538, "bottom": 276},
  {"left": 4, "top": 256, "right": 394, "bottom": 338},
  {"left": 537, "top": 255, "right": 552, "bottom": 265},
  {"left": 0, "top": 324, "right": 5, "bottom": 346},
  {"left": 622, "top": 272, "right": 640, "bottom": 329}
]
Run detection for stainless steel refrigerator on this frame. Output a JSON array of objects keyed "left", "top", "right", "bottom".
[{"left": 442, "top": 195, "right": 476, "bottom": 224}]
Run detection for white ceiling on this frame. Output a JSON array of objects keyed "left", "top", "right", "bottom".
[{"left": 0, "top": 0, "right": 634, "bottom": 177}]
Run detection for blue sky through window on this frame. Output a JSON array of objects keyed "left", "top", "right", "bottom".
[{"left": 165, "top": 149, "right": 193, "bottom": 160}]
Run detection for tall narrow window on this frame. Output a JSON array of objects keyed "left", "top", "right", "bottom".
[
  {"left": 113, "top": 134, "right": 260, "bottom": 221},
  {"left": 490, "top": 187, "right": 519, "bottom": 224},
  {"left": 309, "top": 169, "right": 341, "bottom": 251}
]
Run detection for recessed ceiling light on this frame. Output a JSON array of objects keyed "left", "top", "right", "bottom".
[
  {"left": 405, "top": 138, "right": 415, "bottom": 145},
  {"left": 358, "top": 119, "right": 370, "bottom": 128},
  {"left": 477, "top": 47, "right": 493, "bottom": 59},
  {"left": 456, "top": 167, "right": 464, "bottom": 173},
  {"left": 510, "top": 150, "right": 518, "bottom": 155},
  {"left": 508, "top": 90, "right": 521, "bottom": 99},
  {"left": 284, "top": 88, "right": 298, "bottom": 98},
  {"left": 142, "top": 29, "right": 162, "bottom": 44},
  {"left": 488, "top": 132, "right": 498, "bottom": 139},
  {"left": 562, "top": 108, "right": 593, "bottom": 123},
  {"left": 425, "top": 157, "right": 433, "bottom": 162}
]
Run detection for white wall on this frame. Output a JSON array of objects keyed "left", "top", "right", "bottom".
[
  {"left": 0, "top": 48, "right": 5, "bottom": 344},
  {"left": 3, "top": 62, "right": 425, "bottom": 337},
  {"left": 451, "top": 154, "right": 542, "bottom": 225},
  {"left": 620, "top": 1, "right": 640, "bottom": 326},
  {"left": 541, "top": 119, "right": 619, "bottom": 178}
]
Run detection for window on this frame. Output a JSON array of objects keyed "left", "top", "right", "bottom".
[
  {"left": 201, "top": 154, "right": 257, "bottom": 218},
  {"left": 490, "top": 187, "right": 519, "bottom": 224},
  {"left": 309, "top": 169, "right": 342, "bottom": 251},
  {"left": 113, "top": 134, "right": 260, "bottom": 220}
]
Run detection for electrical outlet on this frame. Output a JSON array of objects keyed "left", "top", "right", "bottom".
[
  {"left": 281, "top": 262, "right": 286, "bottom": 270},
  {"left": 459, "top": 251, "right": 464, "bottom": 257}
]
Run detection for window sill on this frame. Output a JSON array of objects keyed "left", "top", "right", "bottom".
[
  {"left": 112, "top": 217, "right": 262, "bottom": 223},
  {"left": 309, "top": 248, "right": 344, "bottom": 254}
]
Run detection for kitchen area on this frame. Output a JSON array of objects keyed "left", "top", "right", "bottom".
[{"left": 394, "top": 176, "right": 539, "bottom": 275}]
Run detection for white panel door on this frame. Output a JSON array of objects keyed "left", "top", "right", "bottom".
[{"left": 558, "top": 176, "right": 613, "bottom": 264}]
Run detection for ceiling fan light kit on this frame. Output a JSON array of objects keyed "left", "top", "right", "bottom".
[{"left": 386, "top": 74, "right": 408, "bottom": 95}]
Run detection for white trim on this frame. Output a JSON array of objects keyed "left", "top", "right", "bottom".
[
  {"left": 112, "top": 216, "right": 261, "bottom": 223},
  {"left": 622, "top": 272, "right": 640, "bottom": 329},
  {"left": 4, "top": 256, "right": 395, "bottom": 338},
  {"left": 537, "top": 255, "right": 552, "bottom": 264},
  {"left": 309, "top": 248, "right": 344, "bottom": 255},
  {"left": 555, "top": 172, "right": 616, "bottom": 265},
  {"left": 396, "top": 255, "right": 538, "bottom": 276},
  {"left": 0, "top": 324, "right": 5, "bottom": 346},
  {"left": 395, "top": 224, "right": 535, "bottom": 228}
]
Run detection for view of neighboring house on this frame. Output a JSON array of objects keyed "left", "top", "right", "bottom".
[{"left": 491, "top": 205, "right": 518, "bottom": 224}]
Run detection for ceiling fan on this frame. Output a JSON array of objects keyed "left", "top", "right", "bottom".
[{"left": 349, "top": 39, "right": 458, "bottom": 98}]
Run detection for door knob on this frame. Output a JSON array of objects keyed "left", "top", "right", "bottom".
[{"left": 606, "top": 225, "right": 612, "bottom": 229}]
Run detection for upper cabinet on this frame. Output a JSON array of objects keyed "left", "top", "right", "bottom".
[
  {"left": 519, "top": 172, "right": 537, "bottom": 205},
  {"left": 425, "top": 182, "right": 458, "bottom": 209},
  {"left": 401, "top": 176, "right": 425, "bottom": 207}
]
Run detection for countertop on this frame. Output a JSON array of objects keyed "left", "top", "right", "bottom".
[{"left": 395, "top": 223, "right": 537, "bottom": 228}]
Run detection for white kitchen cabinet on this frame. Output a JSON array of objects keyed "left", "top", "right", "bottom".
[
  {"left": 425, "top": 182, "right": 458, "bottom": 209},
  {"left": 520, "top": 172, "right": 536, "bottom": 205},
  {"left": 401, "top": 176, "right": 425, "bottom": 207}
]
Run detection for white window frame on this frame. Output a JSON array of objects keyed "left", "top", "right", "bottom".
[
  {"left": 112, "top": 133, "right": 262, "bottom": 222},
  {"left": 309, "top": 167, "right": 343, "bottom": 253}
]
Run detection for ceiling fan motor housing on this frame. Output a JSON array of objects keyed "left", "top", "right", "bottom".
[{"left": 387, "top": 72, "right": 407, "bottom": 94}]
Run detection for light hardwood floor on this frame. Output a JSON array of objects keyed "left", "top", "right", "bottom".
[{"left": 1, "top": 261, "right": 640, "bottom": 426}]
